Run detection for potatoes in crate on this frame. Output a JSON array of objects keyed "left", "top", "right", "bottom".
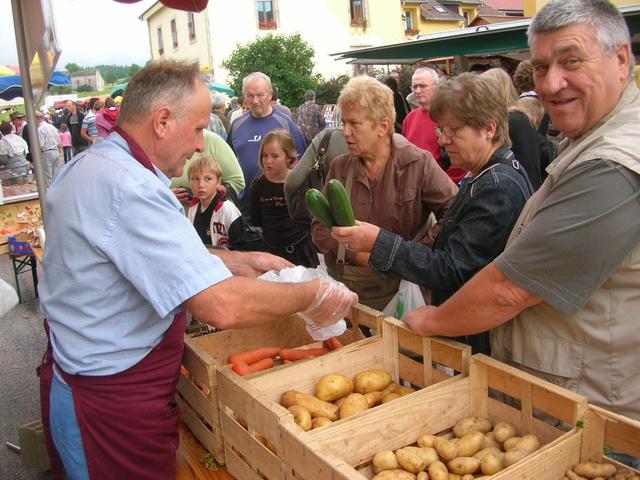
[
  {"left": 564, "top": 461, "right": 639, "bottom": 480},
  {"left": 368, "top": 418, "right": 542, "bottom": 478},
  {"left": 315, "top": 373, "right": 353, "bottom": 402}
]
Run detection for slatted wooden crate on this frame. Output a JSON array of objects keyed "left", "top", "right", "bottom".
[
  {"left": 280, "top": 354, "right": 590, "bottom": 480},
  {"left": 216, "top": 316, "right": 472, "bottom": 480},
  {"left": 176, "top": 303, "right": 382, "bottom": 465}
]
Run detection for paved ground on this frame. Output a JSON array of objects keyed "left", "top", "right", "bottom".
[{"left": 0, "top": 255, "right": 50, "bottom": 479}]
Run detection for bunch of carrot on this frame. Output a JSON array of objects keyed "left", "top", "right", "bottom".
[{"left": 228, "top": 337, "right": 344, "bottom": 376}]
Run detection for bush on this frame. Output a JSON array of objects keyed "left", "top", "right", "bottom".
[
  {"left": 76, "top": 84, "right": 93, "bottom": 93},
  {"left": 315, "top": 74, "right": 350, "bottom": 105}
]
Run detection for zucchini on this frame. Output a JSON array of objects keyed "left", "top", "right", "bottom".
[
  {"left": 305, "top": 188, "right": 335, "bottom": 228},
  {"left": 326, "top": 179, "right": 355, "bottom": 226}
]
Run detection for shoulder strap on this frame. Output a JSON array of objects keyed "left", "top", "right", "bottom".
[
  {"left": 312, "top": 128, "right": 335, "bottom": 172},
  {"left": 336, "top": 158, "right": 358, "bottom": 274}
]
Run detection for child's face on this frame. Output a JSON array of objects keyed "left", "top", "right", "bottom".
[
  {"left": 261, "top": 141, "right": 290, "bottom": 178},
  {"left": 189, "top": 170, "right": 221, "bottom": 203}
]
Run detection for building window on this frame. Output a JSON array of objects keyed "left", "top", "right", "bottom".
[
  {"left": 461, "top": 8, "right": 471, "bottom": 27},
  {"left": 350, "top": 0, "right": 367, "bottom": 26},
  {"left": 257, "top": 1, "right": 276, "bottom": 29},
  {"left": 171, "top": 18, "right": 178, "bottom": 49},
  {"left": 188, "top": 12, "right": 196, "bottom": 41},
  {"left": 157, "top": 27, "right": 164, "bottom": 55}
]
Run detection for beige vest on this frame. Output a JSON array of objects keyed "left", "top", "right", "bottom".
[{"left": 491, "top": 82, "right": 640, "bottom": 420}]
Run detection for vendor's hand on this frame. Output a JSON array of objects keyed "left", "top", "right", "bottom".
[
  {"left": 215, "top": 250, "right": 294, "bottom": 277},
  {"left": 331, "top": 221, "right": 380, "bottom": 254},
  {"left": 404, "top": 305, "right": 438, "bottom": 337},
  {"left": 172, "top": 187, "right": 191, "bottom": 203},
  {"left": 300, "top": 276, "right": 358, "bottom": 327}
]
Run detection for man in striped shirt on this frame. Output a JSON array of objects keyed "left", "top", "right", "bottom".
[{"left": 36, "top": 111, "right": 61, "bottom": 186}]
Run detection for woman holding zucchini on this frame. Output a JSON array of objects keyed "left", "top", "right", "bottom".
[
  {"left": 330, "top": 73, "right": 533, "bottom": 354},
  {"left": 311, "top": 75, "right": 458, "bottom": 311}
]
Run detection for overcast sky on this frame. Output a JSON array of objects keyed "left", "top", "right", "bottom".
[{"left": 0, "top": 0, "right": 156, "bottom": 68}]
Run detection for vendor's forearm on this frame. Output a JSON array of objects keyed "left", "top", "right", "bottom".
[
  {"left": 186, "top": 277, "right": 318, "bottom": 329},
  {"left": 414, "top": 263, "right": 542, "bottom": 337}
]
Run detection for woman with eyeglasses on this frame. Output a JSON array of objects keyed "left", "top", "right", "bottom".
[{"left": 332, "top": 73, "right": 533, "bottom": 354}]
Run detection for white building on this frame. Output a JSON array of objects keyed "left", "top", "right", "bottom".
[{"left": 139, "top": 0, "right": 406, "bottom": 85}]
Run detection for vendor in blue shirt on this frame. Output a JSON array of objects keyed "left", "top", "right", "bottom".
[
  {"left": 38, "top": 60, "right": 357, "bottom": 480},
  {"left": 228, "top": 71, "right": 306, "bottom": 207}
]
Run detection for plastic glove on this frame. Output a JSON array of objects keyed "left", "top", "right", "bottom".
[{"left": 298, "top": 275, "right": 358, "bottom": 328}]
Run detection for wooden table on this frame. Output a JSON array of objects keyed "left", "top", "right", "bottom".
[{"left": 177, "top": 422, "right": 235, "bottom": 480}]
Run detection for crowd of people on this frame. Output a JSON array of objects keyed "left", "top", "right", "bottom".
[{"left": 7, "top": 0, "right": 636, "bottom": 478}]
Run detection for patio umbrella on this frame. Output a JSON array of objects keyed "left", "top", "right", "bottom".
[
  {"left": 0, "top": 70, "right": 71, "bottom": 101},
  {"left": 0, "top": 65, "right": 16, "bottom": 76},
  {"left": 111, "top": 82, "right": 128, "bottom": 98},
  {"left": 209, "top": 81, "right": 234, "bottom": 96}
]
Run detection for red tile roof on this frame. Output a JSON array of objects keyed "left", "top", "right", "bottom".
[{"left": 483, "top": 0, "right": 524, "bottom": 11}]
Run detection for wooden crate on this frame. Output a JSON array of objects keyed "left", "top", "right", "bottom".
[
  {"left": 216, "top": 316, "right": 472, "bottom": 480},
  {"left": 176, "top": 303, "right": 382, "bottom": 465},
  {"left": 282, "top": 354, "right": 589, "bottom": 480}
]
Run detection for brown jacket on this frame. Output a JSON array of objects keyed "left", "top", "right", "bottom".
[{"left": 312, "top": 134, "right": 457, "bottom": 264}]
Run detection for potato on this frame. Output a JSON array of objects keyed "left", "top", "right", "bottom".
[
  {"left": 281, "top": 390, "right": 339, "bottom": 421},
  {"left": 372, "top": 469, "right": 416, "bottom": 480},
  {"left": 354, "top": 369, "right": 393, "bottom": 394},
  {"left": 572, "top": 463, "right": 617, "bottom": 478},
  {"left": 453, "top": 417, "right": 493, "bottom": 438},
  {"left": 311, "top": 417, "right": 332, "bottom": 429},
  {"left": 457, "top": 431, "right": 484, "bottom": 457},
  {"left": 396, "top": 385, "right": 415, "bottom": 396},
  {"left": 315, "top": 374, "right": 353, "bottom": 402},
  {"left": 566, "top": 470, "right": 589, "bottom": 480},
  {"left": 462, "top": 476, "right": 475, "bottom": 480},
  {"left": 435, "top": 438, "right": 459, "bottom": 461},
  {"left": 335, "top": 397, "right": 346, "bottom": 408},
  {"left": 481, "top": 453, "right": 504, "bottom": 475},
  {"left": 503, "top": 448, "right": 531, "bottom": 467},
  {"left": 417, "top": 473, "right": 429, "bottom": 480},
  {"left": 365, "top": 391, "right": 384, "bottom": 408},
  {"left": 396, "top": 446, "right": 438, "bottom": 474},
  {"left": 503, "top": 436, "right": 521, "bottom": 451},
  {"left": 288, "top": 405, "right": 312, "bottom": 431},
  {"left": 382, "top": 392, "right": 401, "bottom": 404},
  {"left": 481, "top": 431, "right": 501, "bottom": 449},
  {"left": 417, "top": 434, "right": 438, "bottom": 448},
  {"left": 474, "top": 447, "right": 503, "bottom": 461},
  {"left": 381, "top": 382, "right": 400, "bottom": 397},
  {"left": 428, "top": 460, "right": 449, "bottom": 480},
  {"left": 339, "top": 393, "right": 369, "bottom": 419},
  {"left": 372, "top": 450, "right": 398, "bottom": 473},
  {"left": 493, "top": 422, "right": 517, "bottom": 443},
  {"left": 513, "top": 434, "right": 540, "bottom": 453},
  {"left": 448, "top": 457, "right": 481, "bottom": 475}
]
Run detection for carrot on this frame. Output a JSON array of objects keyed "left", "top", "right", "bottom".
[
  {"left": 323, "top": 337, "right": 343, "bottom": 351},
  {"left": 231, "top": 361, "right": 252, "bottom": 376},
  {"left": 279, "top": 348, "right": 329, "bottom": 361},
  {"left": 228, "top": 347, "right": 280, "bottom": 365},
  {"left": 248, "top": 357, "right": 274, "bottom": 372}
]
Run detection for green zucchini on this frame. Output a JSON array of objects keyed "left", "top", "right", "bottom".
[
  {"left": 326, "top": 179, "right": 355, "bottom": 226},
  {"left": 305, "top": 188, "right": 335, "bottom": 228}
]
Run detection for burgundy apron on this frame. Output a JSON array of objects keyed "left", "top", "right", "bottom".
[{"left": 38, "top": 127, "right": 188, "bottom": 479}]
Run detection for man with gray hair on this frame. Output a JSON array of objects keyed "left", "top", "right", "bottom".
[
  {"left": 228, "top": 71, "right": 306, "bottom": 206},
  {"left": 401, "top": 67, "right": 466, "bottom": 183},
  {"left": 211, "top": 92, "right": 231, "bottom": 136},
  {"left": 296, "top": 89, "right": 326, "bottom": 144},
  {"left": 38, "top": 61, "right": 357, "bottom": 479},
  {"left": 35, "top": 111, "right": 61, "bottom": 186},
  {"left": 405, "top": 0, "right": 640, "bottom": 421}
]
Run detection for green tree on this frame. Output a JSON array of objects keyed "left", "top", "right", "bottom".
[
  {"left": 129, "top": 64, "right": 141, "bottom": 76},
  {"left": 222, "top": 33, "right": 320, "bottom": 107},
  {"left": 65, "top": 62, "right": 81, "bottom": 73},
  {"left": 315, "top": 74, "right": 350, "bottom": 105}
]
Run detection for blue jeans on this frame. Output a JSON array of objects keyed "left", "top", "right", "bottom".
[{"left": 50, "top": 371, "right": 89, "bottom": 480}]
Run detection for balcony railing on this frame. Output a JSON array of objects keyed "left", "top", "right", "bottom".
[
  {"left": 351, "top": 18, "right": 367, "bottom": 27},
  {"left": 258, "top": 20, "right": 277, "bottom": 30},
  {"left": 405, "top": 28, "right": 419, "bottom": 35}
]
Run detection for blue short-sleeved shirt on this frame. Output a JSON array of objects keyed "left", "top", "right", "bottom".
[{"left": 40, "top": 132, "right": 232, "bottom": 376}]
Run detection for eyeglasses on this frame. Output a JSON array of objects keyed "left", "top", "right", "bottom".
[
  {"left": 411, "top": 83, "right": 434, "bottom": 90},
  {"left": 435, "top": 125, "right": 463, "bottom": 138}
]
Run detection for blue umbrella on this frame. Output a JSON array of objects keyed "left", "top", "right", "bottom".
[
  {"left": 208, "top": 81, "right": 234, "bottom": 96},
  {"left": 111, "top": 82, "right": 128, "bottom": 98},
  {"left": 0, "top": 71, "right": 71, "bottom": 101}
]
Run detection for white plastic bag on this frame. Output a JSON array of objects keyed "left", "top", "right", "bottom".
[
  {"left": 258, "top": 266, "right": 347, "bottom": 341},
  {"left": 383, "top": 279, "right": 425, "bottom": 320},
  {"left": 0, "top": 278, "right": 19, "bottom": 317}
]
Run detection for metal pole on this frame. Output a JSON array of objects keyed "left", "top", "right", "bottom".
[{"left": 11, "top": 0, "right": 48, "bottom": 221}]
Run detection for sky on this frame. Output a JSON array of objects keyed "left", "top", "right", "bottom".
[{"left": 0, "top": 0, "right": 156, "bottom": 69}]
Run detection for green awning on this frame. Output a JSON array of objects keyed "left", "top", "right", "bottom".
[{"left": 334, "top": 6, "right": 640, "bottom": 64}]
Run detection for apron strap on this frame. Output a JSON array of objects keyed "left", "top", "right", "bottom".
[{"left": 336, "top": 158, "right": 357, "bottom": 278}]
